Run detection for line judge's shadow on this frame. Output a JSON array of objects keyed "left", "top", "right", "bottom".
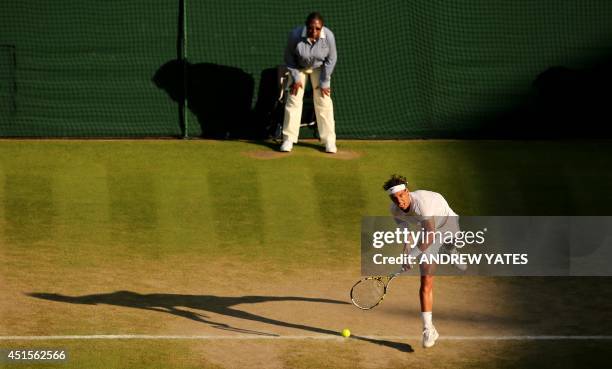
[
  {"left": 153, "top": 60, "right": 256, "bottom": 139},
  {"left": 27, "top": 291, "right": 413, "bottom": 352}
]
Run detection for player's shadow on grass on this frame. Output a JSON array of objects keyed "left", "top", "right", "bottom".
[{"left": 27, "top": 291, "right": 413, "bottom": 352}]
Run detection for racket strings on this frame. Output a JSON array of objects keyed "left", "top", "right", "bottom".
[{"left": 351, "top": 278, "right": 386, "bottom": 309}]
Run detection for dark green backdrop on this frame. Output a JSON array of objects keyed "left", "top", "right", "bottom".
[{"left": 2, "top": 1, "right": 612, "bottom": 138}]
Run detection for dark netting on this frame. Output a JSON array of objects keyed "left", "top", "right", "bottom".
[
  {"left": 2, "top": 1, "right": 612, "bottom": 138},
  {"left": 0, "top": 1, "right": 180, "bottom": 137}
]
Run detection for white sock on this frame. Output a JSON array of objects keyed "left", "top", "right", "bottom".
[{"left": 421, "top": 312, "right": 433, "bottom": 329}]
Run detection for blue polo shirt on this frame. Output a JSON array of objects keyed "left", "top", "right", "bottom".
[{"left": 284, "top": 26, "right": 337, "bottom": 89}]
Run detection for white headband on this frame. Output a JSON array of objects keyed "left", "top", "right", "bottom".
[{"left": 386, "top": 184, "right": 407, "bottom": 195}]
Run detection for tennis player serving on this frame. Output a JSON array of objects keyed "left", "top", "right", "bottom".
[{"left": 383, "top": 174, "right": 467, "bottom": 348}]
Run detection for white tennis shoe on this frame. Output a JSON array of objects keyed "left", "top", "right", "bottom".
[
  {"left": 280, "top": 140, "right": 293, "bottom": 152},
  {"left": 422, "top": 325, "right": 439, "bottom": 348},
  {"left": 325, "top": 142, "right": 337, "bottom": 153}
]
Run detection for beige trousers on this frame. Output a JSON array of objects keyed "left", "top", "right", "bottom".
[{"left": 282, "top": 68, "right": 336, "bottom": 145}]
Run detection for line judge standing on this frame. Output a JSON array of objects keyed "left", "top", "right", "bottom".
[{"left": 280, "top": 12, "right": 338, "bottom": 153}]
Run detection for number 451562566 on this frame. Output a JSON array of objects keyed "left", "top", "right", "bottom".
[{"left": 6, "top": 349, "right": 67, "bottom": 361}]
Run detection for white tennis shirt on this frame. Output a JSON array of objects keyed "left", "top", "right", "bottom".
[{"left": 390, "top": 190, "right": 458, "bottom": 230}]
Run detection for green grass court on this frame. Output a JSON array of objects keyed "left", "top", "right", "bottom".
[{"left": 1, "top": 139, "right": 611, "bottom": 368}]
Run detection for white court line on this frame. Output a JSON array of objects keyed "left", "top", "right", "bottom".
[{"left": 1, "top": 335, "right": 612, "bottom": 341}]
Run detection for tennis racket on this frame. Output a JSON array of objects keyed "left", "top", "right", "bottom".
[{"left": 350, "top": 270, "right": 403, "bottom": 310}]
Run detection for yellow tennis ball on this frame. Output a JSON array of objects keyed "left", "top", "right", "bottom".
[{"left": 341, "top": 328, "right": 351, "bottom": 338}]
